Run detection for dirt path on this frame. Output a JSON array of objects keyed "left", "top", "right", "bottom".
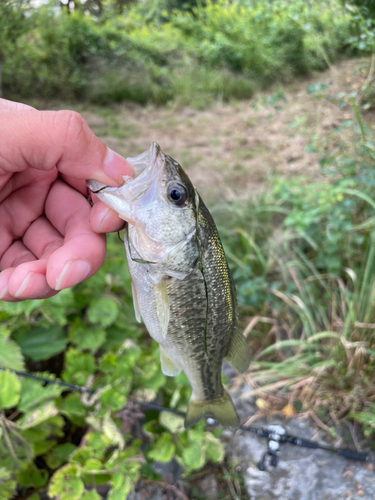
[{"left": 75, "top": 59, "right": 371, "bottom": 203}]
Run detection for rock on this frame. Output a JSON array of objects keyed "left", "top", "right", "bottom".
[{"left": 232, "top": 415, "right": 375, "bottom": 500}]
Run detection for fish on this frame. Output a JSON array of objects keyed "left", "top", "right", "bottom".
[{"left": 87, "top": 142, "right": 250, "bottom": 428}]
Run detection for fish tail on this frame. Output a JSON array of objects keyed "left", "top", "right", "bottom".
[{"left": 185, "top": 390, "right": 240, "bottom": 429}]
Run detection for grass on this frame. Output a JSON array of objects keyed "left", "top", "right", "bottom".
[{"left": 213, "top": 89, "right": 375, "bottom": 441}]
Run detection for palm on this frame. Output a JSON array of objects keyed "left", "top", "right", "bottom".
[{"left": 0, "top": 98, "right": 132, "bottom": 301}]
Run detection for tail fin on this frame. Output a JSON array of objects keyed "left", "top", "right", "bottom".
[{"left": 185, "top": 390, "right": 240, "bottom": 428}]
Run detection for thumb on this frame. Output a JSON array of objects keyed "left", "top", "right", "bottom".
[{"left": 0, "top": 108, "right": 133, "bottom": 185}]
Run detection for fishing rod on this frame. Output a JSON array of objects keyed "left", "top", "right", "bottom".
[{"left": 0, "top": 367, "right": 369, "bottom": 468}]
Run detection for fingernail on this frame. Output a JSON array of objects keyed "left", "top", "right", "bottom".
[
  {"left": 55, "top": 259, "right": 91, "bottom": 291},
  {"left": 0, "top": 285, "right": 8, "bottom": 300},
  {"left": 98, "top": 207, "right": 111, "bottom": 232},
  {"left": 14, "top": 272, "right": 32, "bottom": 298},
  {"left": 14, "top": 272, "right": 51, "bottom": 298},
  {"left": 104, "top": 147, "right": 134, "bottom": 183}
]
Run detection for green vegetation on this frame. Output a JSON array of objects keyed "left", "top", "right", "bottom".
[{"left": 0, "top": 0, "right": 364, "bottom": 107}]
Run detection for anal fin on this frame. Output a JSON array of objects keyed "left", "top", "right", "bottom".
[
  {"left": 185, "top": 390, "right": 239, "bottom": 428},
  {"left": 153, "top": 280, "right": 170, "bottom": 339},
  {"left": 225, "top": 327, "right": 251, "bottom": 374},
  {"left": 160, "top": 346, "right": 181, "bottom": 376}
]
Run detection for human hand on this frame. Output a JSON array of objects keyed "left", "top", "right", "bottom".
[{"left": 0, "top": 98, "right": 133, "bottom": 302}]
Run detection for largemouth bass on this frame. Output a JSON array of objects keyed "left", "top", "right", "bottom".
[{"left": 87, "top": 142, "right": 250, "bottom": 428}]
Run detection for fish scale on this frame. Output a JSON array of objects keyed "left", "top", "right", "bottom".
[{"left": 87, "top": 142, "right": 251, "bottom": 428}]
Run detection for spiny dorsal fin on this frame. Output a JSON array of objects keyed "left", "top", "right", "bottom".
[
  {"left": 160, "top": 346, "right": 181, "bottom": 376},
  {"left": 225, "top": 327, "right": 250, "bottom": 374},
  {"left": 153, "top": 280, "right": 170, "bottom": 339}
]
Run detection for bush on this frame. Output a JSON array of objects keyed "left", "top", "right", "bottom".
[{"left": 2, "top": 0, "right": 356, "bottom": 105}]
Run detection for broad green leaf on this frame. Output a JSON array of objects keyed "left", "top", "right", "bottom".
[
  {"left": 17, "top": 326, "right": 67, "bottom": 361},
  {"left": 87, "top": 297, "right": 119, "bottom": 327},
  {"left": 107, "top": 471, "right": 131, "bottom": 500},
  {"left": 48, "top": 464, "right": 84, "bottom": 500},
  {"left": 19, "top": 378, "right": 63, "bottom": 413},
  {"left": 21, "top": 415, "right": 65, "bottom": 456},
  {"left": 182, "top": 441, "right": 205, "bottom": 470},
  {"left": 100, "top": 387, "right": 127, "bottom": 411},
  {"left": 62, "top": 348, "right": 96, "bottom": 386},
  {"left": 81, "top": 491, "right": 101, "bottom": 500},
  {"left": 46, "top": 443, "right": 77, "bottom": 470},
  {"left": 0, "top": 467, "right": 16, "bottom": 500},
  {"left": 204, "top": 433, "right": 225, "bottom": 463},
  {"left": 148, "top": 432, "right": 175, "bottom": 463},
  {"left": 0, "top": 326, "right": 10, "bottom": 339},
  {"left": 69, "top": 324, "right": 106, "bottom": 352},
  {"left": 0, "top": 338, "right": 24, "bottom": 371},
  {"left": 0, "top": 371, "right": 21, "bottom": 409},
  {"left": 17, "top": 463, "right": 48, "bottom": 488},
  {"left": 18, "top": 404, "right": 59, "bottom": 430},
  {"left": 159, "top": 411, "right": 185, "bottom": 434},
  {"left": 59, "top": 393, "right": 87, "bottom": 426}
]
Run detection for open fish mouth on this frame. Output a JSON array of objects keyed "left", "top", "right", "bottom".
[{"left": 86, "top": 142, "right": 162, "bottom": 195}]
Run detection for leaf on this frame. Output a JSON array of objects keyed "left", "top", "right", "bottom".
[
  {"left": 19, "top": 378, "right": 63, "bottom": 413},
  {"left": 87, "top": 297, "right": 119, "bottom": 327},
  {"left": 17, "top": 463, "right": 48, "bottom": 488},
  {"left": 62, "top": 348, "right": 96, "bottom": 386},
  {"left": 148, "top": 433, "right": 175, "bottom": 463},
  {"left": 59, "top": 393, "right": 87, "bottom": 426},
  {"left": 48, "top": 464, "right": 84, "bottom": 500},
  {"left": 0, "top": 467, "right": 16, "bottom": 500},
  {"left": 107, "top": 471, "right": 132, "bottom": 500},
  {"left": 0, "top": 338, "right": 24, "bottom": 371},
  {"left": 81, "top": 491, "right": 101, "bottom": 500},
  {"left": 282, "top": 404, "right": 296, "bottom": 417},
  {"left": 17, "top": 404, "right": 59, "bottom": 430},
  {"left": 204, "top": 433, "right": 225, "bottom": 463},
  {"left": 0, "top": 371, "right": 21, "bottom": 409},
  {"left": 159, "top": 411, "right": 185, "bottom": 434},
  {"left": 182, "top": 441, "right": 205, "bottom": 471},
  {"left": 17, "top": 326, "right": 67, "bottom": 361},
  {"left": 69, "top": 324, "right": 106, "bottom": 352},
  {"left": 46, "top": 443, "right": 77, "bottom": 470}
]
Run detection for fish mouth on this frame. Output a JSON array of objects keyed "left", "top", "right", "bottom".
[{"left": 86, "top": 142, "right": 162, "bottom": 195}]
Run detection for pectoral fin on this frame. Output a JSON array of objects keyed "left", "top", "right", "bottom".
[
  {"left": 131, "top": 280, "right": 142, "bottom": 323},
  {"left": 160, "top": 346, "right": 181, "bottom": 376},
  {"left": 153, "top": 281, "right": 170, "bottom": 339},
  {"left": 225, "top": 327, "right": 251, "bottom": 374}
]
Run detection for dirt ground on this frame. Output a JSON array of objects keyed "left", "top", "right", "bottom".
[{"left": 72, "top": 58, "right": 373, "bottom": 203}]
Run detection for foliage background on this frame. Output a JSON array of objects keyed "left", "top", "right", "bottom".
[{"left": 2, "top": 0, "right": 375, "bottom": 498}]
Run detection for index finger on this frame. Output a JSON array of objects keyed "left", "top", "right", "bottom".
[{"left": 0, "top": 108, "right": 134, "bottom": 186}]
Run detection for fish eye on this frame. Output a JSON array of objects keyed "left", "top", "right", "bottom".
[{"left": 167, "top": 182, "right": 188, "bottom": 207}]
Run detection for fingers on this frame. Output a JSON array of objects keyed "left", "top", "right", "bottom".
[
  {"left": 0, "top": 109, "right": 134, "bottom": 186},
  {"left": 1, "top": 217, "right": 64, "bottom": 301},
  {"left": 0, "top": 98, "right": 36, "bottom": 113},
  {"left": 44, "top": 179, "right": 106, "bottom": 290},
  {"left": 90, "top": 201, "right": 125, "bottom": 233}
]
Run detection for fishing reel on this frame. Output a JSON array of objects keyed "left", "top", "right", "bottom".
[{"left": 257, "top": 424, "right": 284, "bottom": 471}]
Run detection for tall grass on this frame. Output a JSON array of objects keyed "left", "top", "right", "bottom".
[{"left": 216, "top": 97, "right": 375, "bottom": 433}]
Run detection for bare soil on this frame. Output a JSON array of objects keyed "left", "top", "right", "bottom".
[{"left": 74, "top": 58, "right": 373, "bottom": 203}]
